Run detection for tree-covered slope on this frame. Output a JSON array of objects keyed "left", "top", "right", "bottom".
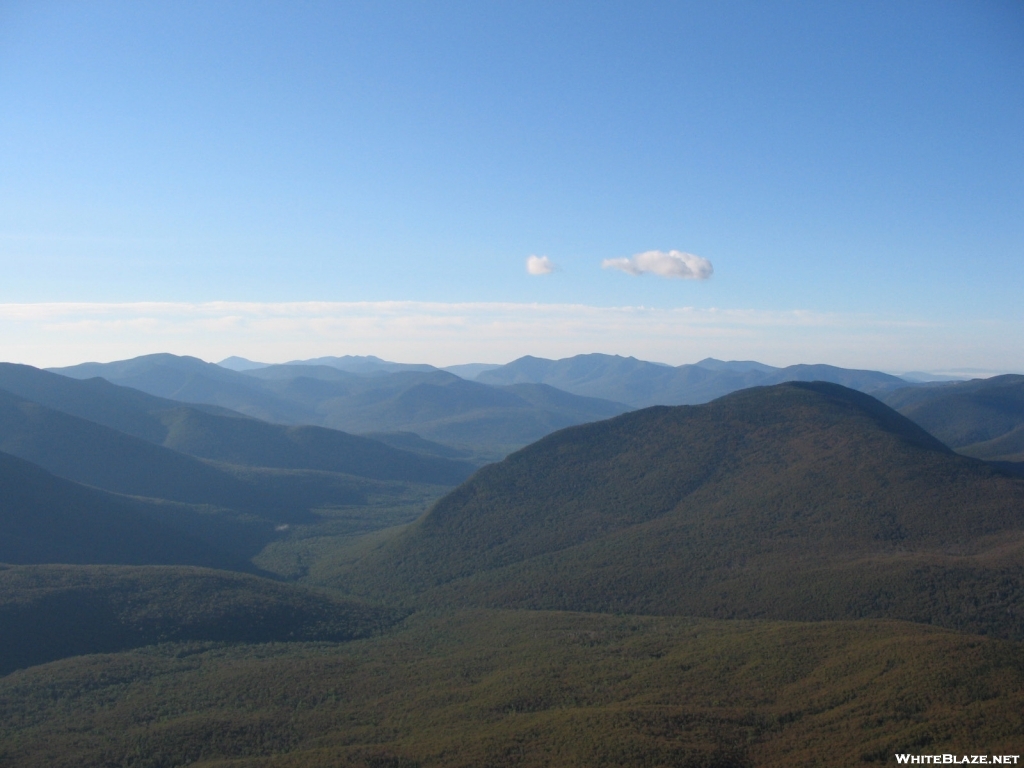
[
  {"left": 0, "top": 564, "right": 395, "bottom": 674},
  {"left": 2, "top": 610, "right": 1022, "bottom": 766},
  {"left": 881, "top": 374, "right": 1024, "bottom": 459},
  {"left": 0, "top": 450, "right": 246, "bottom": 569},
  {"left": 960, "top": 423, "right": 1024, "bottom": 462},
  {"left": 345, "top": 383, "right": 1024, "bottom": 635}
]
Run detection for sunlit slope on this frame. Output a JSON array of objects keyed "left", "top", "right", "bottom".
[
  {"left": 349, "top": 383, "right": 1024, "bottom": 635},
  {"left": 0, "top": 564, "right": 395, "bottom": 675},
  {"left": 0, "top": 451, "right": 246, "bottom": 569},
  {"left": 2, "top": 610, "right": 1022, "bottom": 766}
]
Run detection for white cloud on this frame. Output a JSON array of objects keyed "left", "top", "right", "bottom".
[
  {"left": 602, "top": 250, "right": 713, "bottom": 280},
  {"left": 526, "top": 255, "right": 555, "bottom": 275}
]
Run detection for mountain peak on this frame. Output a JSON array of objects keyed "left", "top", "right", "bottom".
[{"left": 347, "top": 382, "right": 1024, "bottom": 635}]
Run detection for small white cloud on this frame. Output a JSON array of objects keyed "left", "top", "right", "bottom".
[
  {"left": 602, "top": 250, "right": 713, "bottom": 280},
  {"left": 526, "top": 255, "right": 556, "bottom": 275}
]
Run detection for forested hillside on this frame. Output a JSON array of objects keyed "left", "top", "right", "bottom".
[
  {"left": 881, "top": 374, "right": 1024, "bottom": 461},
  {"left": 0, "top": 564, "right": 394, "bottom": 674},
  {"left": 340, "top": 383, "right": 1024, "bottom": 637}
]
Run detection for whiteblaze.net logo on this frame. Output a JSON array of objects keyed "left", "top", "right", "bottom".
[{"left": 895, "top": 757, "right": 1020, "bottom": 765}]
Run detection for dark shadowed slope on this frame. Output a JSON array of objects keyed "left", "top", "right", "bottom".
[
  {"left": 0, "top": 388, "right": 366, "bottom": 515},
  {"left": 477, "top": 353, "right": 907, "bottom": 406},
  {"left": 346, "top": 383, "right": 1024, "bottom": 636},
  {"left": 158, "top": 409, "right": 477, "bottom": 483},
  {"left": 0, "top": 451, "right": 244, "bottom": 569},
  {"left": 0, "top": 363, "right": 477, "bottom": 484},
  {"left": 881, "top": 374, "right": 1024, "bottom": 460},
  {"left": 0, "top": 564, "right": 396, "bottom": 674}
]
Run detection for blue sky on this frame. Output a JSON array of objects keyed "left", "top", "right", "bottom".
[{"left": 1, "top": 1, "right": 1022, "bottom": 369}]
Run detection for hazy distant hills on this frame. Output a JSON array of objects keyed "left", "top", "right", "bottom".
[
  {"left": 880, "top": 374, "right": 1024, "bottom": 462},
  {"left": 0, "top": 362, "right": 480, "bottom": 567},
  {"left": 476, "top": 353, "right": 909, "bottom": 407},
  {"left": 52, "top": 353, "right": 315, "bottom": 423},
  {"left": 348, "top": 382, "right": 1024, "bottom": 637},
  {"left": 0, "top": 363, "right": 476, "bottom": 485},
  {"left": 219, "top": 354, "right": 500, "bottom": 379},
  {"left": 51, "top": 354, "right": 633, "bottom": 457},
  {"left": 244, "top": 365, "right": 631, "bottom": 455}
]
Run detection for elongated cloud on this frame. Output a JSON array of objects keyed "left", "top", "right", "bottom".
[
  {"left": 526, "top": 255, "right": 555, "bottom": 275},
  {"left": 602, "top": 250, "right": 713, "bottom": 280}
]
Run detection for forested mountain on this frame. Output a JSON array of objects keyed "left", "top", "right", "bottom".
[
  {"left": 880, "top": 374, "right": 1024, "bottom": 461},
  {"left": 344, "top": 382, "right": 1024, "bottom": 637},
  {"left": 476, "top": 353, "right": 908, "bottom": 406}
]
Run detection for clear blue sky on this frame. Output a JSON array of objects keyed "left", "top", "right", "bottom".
[{"left": 1, "top": 1, "right": 1022, "bottom": 369}]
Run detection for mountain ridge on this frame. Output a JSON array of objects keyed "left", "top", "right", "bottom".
[{"left": 49, "top": 354, "right": 633, "bottom": 457}]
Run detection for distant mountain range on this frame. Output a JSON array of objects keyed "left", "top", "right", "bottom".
[
  {"left": 50, "top": 354, "right": 632, "bottom": 457},
  {"left": 48, "top": 351, "right": 1024, "bottom": 463},
  {"left": 475, "top": 353, "right": 910, "bottom": 407},
  {"left": 218, "top": 354, "right": 499, "bottom": 379}
]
